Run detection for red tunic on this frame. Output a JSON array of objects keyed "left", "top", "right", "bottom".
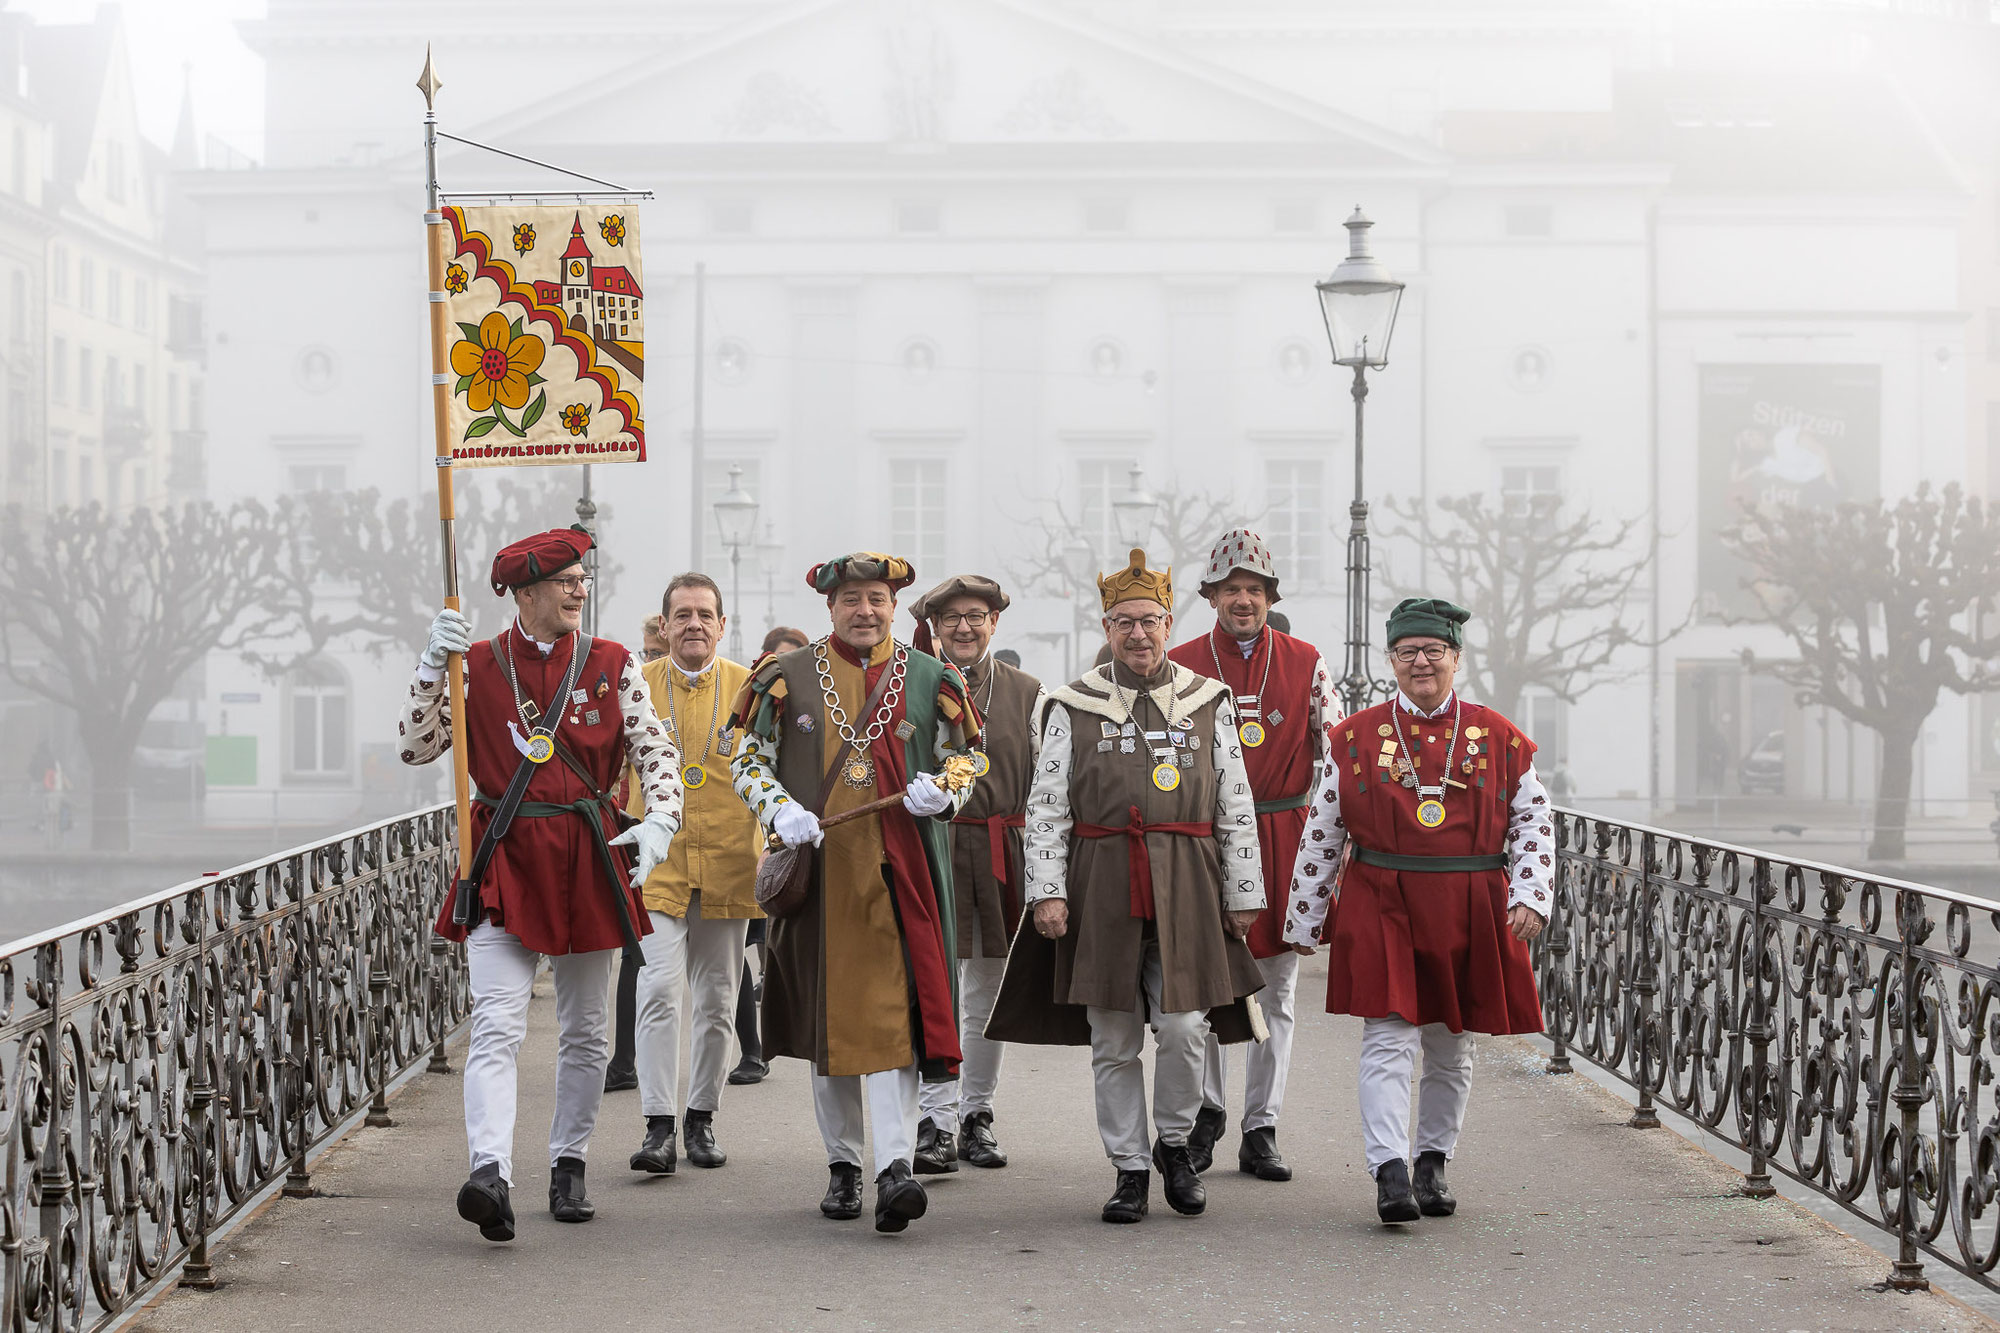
[
  {"left": 1169, "top": 624, "right": 1321, "bottom": 959},
  {"left": 433, "top": 629, "right": 653, "bottom": 957},
  {"left": 1320, "top": 698, "right": 1542, "bottom": 1035}
]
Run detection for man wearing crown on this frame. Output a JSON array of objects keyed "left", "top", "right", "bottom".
[
  {"left": 1168, "top": 529, "right": 1339, "bottom": 1184},
  {"left": 400, "top": 526, "right": 683, "bottom": 1243},
  {"left": 1283, "top": 598, "right": 1553, "bottom": 1224},
  {"left": 726, "top": 551, "right": 980, "bottom": 1234},
  {"left": 988, "top": 549, "right": 1266, "bottom": 1225}
]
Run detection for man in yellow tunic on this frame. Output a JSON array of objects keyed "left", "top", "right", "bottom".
[
  {"left": 728, "top": 552, "right": 979, "bottom": 1233},
  {"left": 624, "top": 574, "right": 764, "bottom": 1176}
]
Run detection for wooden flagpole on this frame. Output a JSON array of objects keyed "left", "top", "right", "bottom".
[{"left": 419, "top": 46, "right": 475, "bottom": 868}]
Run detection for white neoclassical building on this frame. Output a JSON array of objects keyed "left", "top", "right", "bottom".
[{"left": 191, "top": 0, "right": 1989, "bottom": 828}]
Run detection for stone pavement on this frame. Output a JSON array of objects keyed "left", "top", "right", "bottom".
[{"left": 135, "top": 954, "right": 1991, "bottom": 1333}]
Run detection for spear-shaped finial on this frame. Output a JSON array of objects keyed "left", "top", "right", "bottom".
[{"left": 416, "top": 43, "right": 443, "bottom": 111}]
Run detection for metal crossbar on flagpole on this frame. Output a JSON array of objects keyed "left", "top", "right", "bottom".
[
  {"left": 439, "top": 192, "right": 655, "bottom": 206},
  {"left": 434, "top": 130, "right": 644, "bottom": 193}
]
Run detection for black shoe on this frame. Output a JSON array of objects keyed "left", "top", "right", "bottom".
[
  {"left": 628, "top": 1115, "right": 677, "bottom": 1175},
  {"left": 820, "top": 1162, "right": 863, "bottom": 1220},
  {"left": 603, "top": 1063, "right": 637, "bottom": 1093},
  {"left": 1186, "top": 1105, "right": 1226, "bottom": 1174},
  {"left": 455, "top": 1162, "right": 515, "bottom": 1242},
  {"left": 683, "top": 1108, "right": 726, "bottom": 1168},
  {"left": 1237, "top": 1126, "right": 1293, "bottom": 1182},
  {"left": 1151, "top": 1141, "right": 1207, "bottom": 1216},
  {"left": 1101, "top": 1169, "right": 1149, "bottom": 1223},
  {"left": 958, "top": 1110, "right": 1008, "bottom": 1169},
  {"left": 873, "top": 1160, "right": 929, "bottom": 1233},
  {"left": 549, "top": 1156, "right": 594, "bottom": 1223},
  {"left": 913, "top": 1116, "right": 959, "bottom": 1175},
  {"left": 1376, "top": 1158, "right": 1420, "bottom": 1224},
  {"left": 727, "top": 1057, "right": 769, "bottom": 1085},
  {"left": 1413, "top": 1150, "right": 1457, "bottom": 1217}
]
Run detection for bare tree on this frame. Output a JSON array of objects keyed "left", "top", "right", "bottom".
[
  {"left": 1382, "top": 492, "right": 1674, "bottom": 723},
  {"left": 0, "top": 501, "right": 296, "bottom": 850},
  {"left": 1007, "top": 480, "right": 1259, "bottom": 626},
  {"left": 1723, "top": 483, "right": 2000, "bottom": 860}
]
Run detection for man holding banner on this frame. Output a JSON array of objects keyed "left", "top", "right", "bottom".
[{"left": 399, "top": 526, "right": 682, "bottom": 1243}]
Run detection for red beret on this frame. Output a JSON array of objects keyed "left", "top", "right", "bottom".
[{"left": 490, "top": 526, "right": 593, "bottom": 596}]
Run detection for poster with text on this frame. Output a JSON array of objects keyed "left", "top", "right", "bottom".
[
  {"left": 1697, "top": 363, "right": 1879, "bottom": 616},
  {"left": 440, "top": 205, "right": 644, "bottom": 468}
]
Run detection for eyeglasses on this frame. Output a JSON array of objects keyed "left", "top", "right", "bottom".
[
  {"left": 1390, "top": 644, "right": 1452, "bottom": 665},
  {"left": 1109, "top": 615, "right": 1166, "bottom": 636},
  {"left": 938, "top": 611, "right": 990, "bottom": 629},
  {"left": 541, "top": 575, "right": 593, "bottom": 596}
]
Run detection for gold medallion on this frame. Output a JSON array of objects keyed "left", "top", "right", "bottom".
[
  {"left": 1240, "top": 720, "right": 1266, "bottom": 748},
  {"left": 1465, "top": 726, "right": 1483, "bottom": 740},
  {"left": 1151, "top": 761, "right": 1181, "bottom": 793},
  {"left": 525, "top": 731, "right": 555, "bottom": 764},
  {"left": 969, "top": 752, "right": 991, "bottom": 778},
  {"left": 1416, "top": 799, "right": 1446, "bottom": 828},
  {"left": 684, "top": 762, "right": 707, "bottom": 790},
  {"left": 843, "top": 755, "right": 875, "bottom": 788},
  {"left": 1377, "top": 723, "right": 1395, "bottom": 737}
]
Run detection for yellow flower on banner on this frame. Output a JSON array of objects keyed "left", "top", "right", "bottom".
[
  {"left": 513, "top": 222, "right": 535, "bottom": 255},
  {"left": 444, "top": 263, "right": 468, "bottom": 295},
  {"left": 561, "top": 403, "right": 590, "bottom": 436},
  {"left": 450, "top": 310, "right": 546, "bottom": 413},
  {"left": 599, "top": 214, "right": 625, "bottom": 246}
]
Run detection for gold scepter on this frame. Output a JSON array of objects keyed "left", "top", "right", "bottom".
[{"left": 762, "top": 753, "right": 981, "bottom": 852}]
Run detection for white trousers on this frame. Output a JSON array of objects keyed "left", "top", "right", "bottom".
[
  {"left": 635, "top": 895, "right": 750, "bottom": 1118},
  {"left": 1086, "top": 938, "right": 1209, "bottom": 1172},
  {"left": 463, "top": 921, "right": 615, "bottom": 1184},
  {"left": 812, "top": 1064, "right": 920, "bottom": 1177},
  {"left": 1359, "top": 1015, "right": 1475, "bottom": 1175},
  {"left": 918, "top": 913, "right": 1008, "bottom": 1133},
  {"left": 1199, "top": 950, "right": 1298, "bottom": 1132}
]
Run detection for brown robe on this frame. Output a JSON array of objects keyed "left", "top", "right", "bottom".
[
  {"left": 948, "top": 655, "right": 1040, "bottom": 958},
  {"left": 986, "top": 664, "right": 1266, "bottom": 1047}
]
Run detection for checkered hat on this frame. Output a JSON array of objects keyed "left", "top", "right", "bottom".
[{"left": 1197, "top": 528, "right": 1281, "bottom": 604}]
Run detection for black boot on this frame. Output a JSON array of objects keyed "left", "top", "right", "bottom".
[
  {"left": 913, "top": 1116, "right": 959, "bottom": 1174},
  {"left": 603, "top": 1062, "right": 638, "bottom": 1093},
  {"left": 727, "top": 1055, "right": 769, "bottom": 1085},
  {"left": 1186, "top": 1105, "right": 1226, "bottom": 1174},
  {"left": 873, "top": 1160, "right": 929, "bottom": 1233},
  {"left": 1152, "top": 1141, "right": 1207, "bottom": 1216},
  {"left": 1237, "top": 1126, "right": 1293, "bottom": 1182},
  {"left": 628, "top": 1114, "right": 677, "bottom": 1174},
  {"left": 1414, "top": 1150, "right": 1457, "bottom": 1216},
  {"left": 958, "top": 1110, "right": 1008, "bottom": 1169},
  {"left": 455, "top": 1162, "right": 515, "bottom": 1242},
  {"left": 1375, "top": 1158, "right": 1420, "bottom": 1224},
  {"left": 1101, "top": 1169, "right": 1149, "bottom": 1223},
  {"left": 548, "top": 1156, "right": 594, "bottom": 1223},
  {"left": 683, "top": 1108, "right": 726, "bottom": 1168},
  {"left": 820, "top": 1161, "right": 863, "bottom": 1220}
]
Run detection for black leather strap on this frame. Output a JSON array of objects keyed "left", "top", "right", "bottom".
[{"left": 1353, "top": 845, "right": 1508, "bottom": 874}]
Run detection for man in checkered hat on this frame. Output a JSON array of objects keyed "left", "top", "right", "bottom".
[
  {"left": 400, "top": 526, "right": 683, "bottom": 1243},
  {"left": 1167, "top": 528, "right": 1339, "bottom": 1183}
]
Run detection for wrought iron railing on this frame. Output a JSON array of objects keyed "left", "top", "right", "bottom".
[
  {"left": 1540, "top": 809, "right": 2000, "bottom": 1294},
  {"left": 1, "top": 803, "right": 467, "bottom": 1331}
]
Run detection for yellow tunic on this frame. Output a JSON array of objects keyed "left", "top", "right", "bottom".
[{"left": 627, "top": 655, "right": 763, "bottom": 919}]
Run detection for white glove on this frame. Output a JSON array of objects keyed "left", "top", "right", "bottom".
[
  {"left": 609, "top": 812, "right": 675, "bottom": 890},
  {"left": 773, "top": 802, "right": 824, "bottom": 849},
  {"left": 421, "top": 608, "right": 473, "bottom": 670},
  {"left": 903, "top": 773, "right": 952, "bottom": 817}
]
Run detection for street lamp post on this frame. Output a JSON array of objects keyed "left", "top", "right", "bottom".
[
  {"left": 1111, "top": 462, "right": 1158, "bottom": 552},
  {"left": 1316, "top": 206, "right": 1406, "bottom": 718},
  {"left": 755, "top": 520, "right": 783, "bottom": 635},
  {"left": 713, "top": 464, "right": 759, "bottom": 662},
  {"left": 1059, "top": 536, "right": 1098, "bottom": 677}
]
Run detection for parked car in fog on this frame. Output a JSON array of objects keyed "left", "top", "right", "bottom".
[{"left": 1739, "top": 730, "right": 1785, "bottom": 795}]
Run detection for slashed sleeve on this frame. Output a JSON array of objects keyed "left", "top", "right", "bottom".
[
  {"left": 1208, "top": 694, "right": 1264, "bottom": 913},
  {"left": 1022, "top": 697, "right": 1074, "bottom": 905}
]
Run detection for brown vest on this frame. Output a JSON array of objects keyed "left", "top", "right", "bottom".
[{"left": 949, "top": 655, "right": 1040, "bottom": 957}]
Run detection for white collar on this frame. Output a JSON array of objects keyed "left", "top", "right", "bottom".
[
  {"left": 1396, "top": 690, "right": 1456, "bottom": 719},
  {"left": 514, "top": 621, "right": 557, "bottom": 656},
  {"left": 672, "top": 654, "right": 718, "bottom": 685}
]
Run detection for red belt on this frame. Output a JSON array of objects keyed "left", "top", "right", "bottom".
[
  {"left": 950, "top": 811, "right": 1027, "bottom": 885},
  {"left": 1074, "top": 806, "right": 1213, "bottom": 919}
]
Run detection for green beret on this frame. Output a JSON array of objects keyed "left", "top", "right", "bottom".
[{"left": 1386, "top": 597, "right": 1470, "bottom": 648}]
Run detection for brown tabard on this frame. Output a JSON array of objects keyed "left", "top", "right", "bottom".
[
  {"left": 948, "top": 656, "right": 1039, "bottom": 959},
  {"left": 986, "top": 667, "right": 1265, "bottom": 1046}
]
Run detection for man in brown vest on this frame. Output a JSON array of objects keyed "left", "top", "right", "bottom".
[
  {"left": 987, "top": 548, "right": 1266, "bottom": 1224},
  {"left": 909, "top": 574, "right": 1040, "bottom": 1173}
]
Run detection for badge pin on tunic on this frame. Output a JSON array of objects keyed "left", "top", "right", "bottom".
[
  {"left": 585, "top": 709, "right": 600, "bottom": 726},
  {"left": 1119, "top": 738, "right": 1136, "bottom": 754},
  {"left": 1097, "top": 740, "right": 1114, "bottom": 753},
  {"left": 571, "top": 689, "right": 589, "bottom": 706},
  {"left": 969, "top": 752, "right": 992, "bottom": 777},
  {"left": 684, "top": 762, "right": 708, "bottom": 790},
  {"left": 594, "top": 671, "right": 611, "bottom": 699},
  {"left": 796, "top": 713, "right": 815, "bottom": 732},
  {"left": 1268, "top": 709, "right": 1284, "bottom": 726},
  {"left": 1101, "top": 721, "right": 1120, "bottom": 739},
  {"left": 895, "top": 720, "right": 917, "bottom": 741}
]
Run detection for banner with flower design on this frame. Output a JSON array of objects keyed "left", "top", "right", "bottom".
[{"left": 440, "top": 204, "right": 644, "bottom": 468}]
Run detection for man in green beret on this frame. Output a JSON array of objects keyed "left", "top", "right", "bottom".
[{"left": 1284, "top": 597, "right": 1552, "bottom": 1224}]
